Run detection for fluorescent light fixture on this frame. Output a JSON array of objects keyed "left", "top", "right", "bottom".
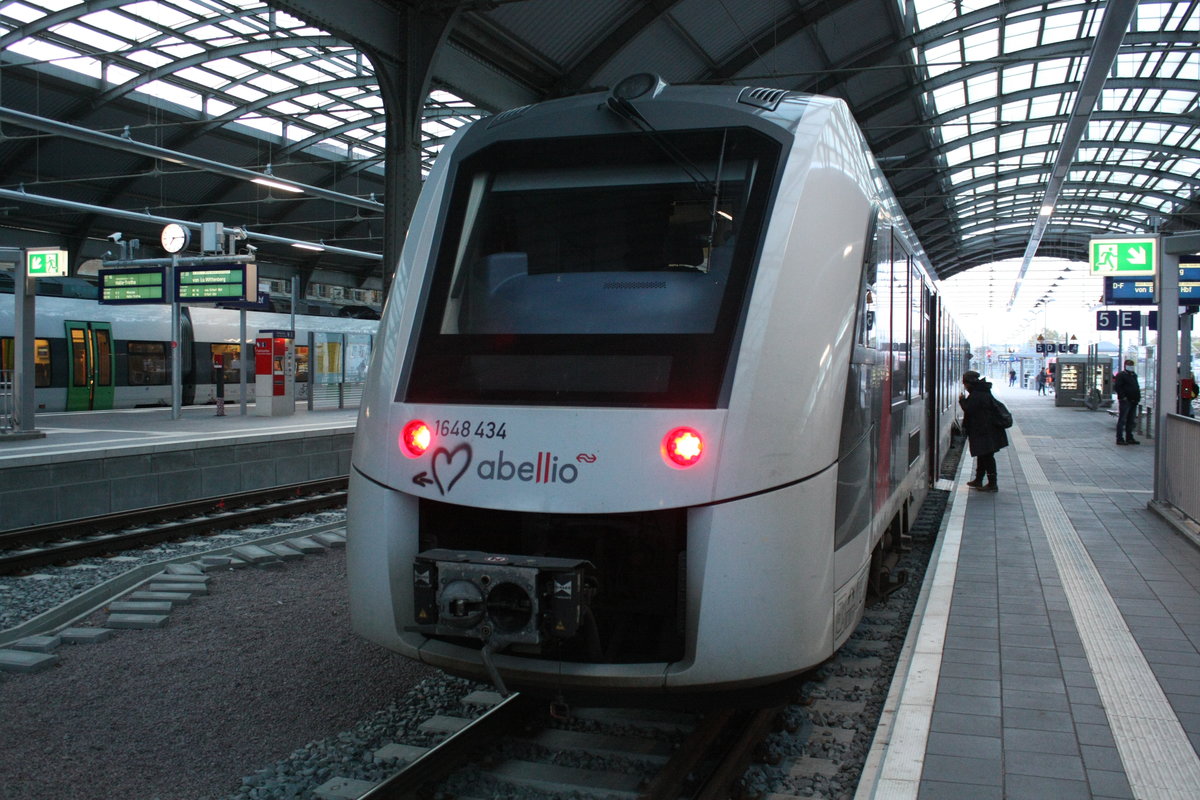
[
  {"left": 253, "top": 177, "right": 304, "bottom": 194},
  {"left": 1039, "top": 205, "right": 1054, "bottom": 216},
  {"left": 717, "top": 210, "right": 733, "bottom": 220},
  {"left": 292, "top": 242, "right": 325, "bottom": 252}
]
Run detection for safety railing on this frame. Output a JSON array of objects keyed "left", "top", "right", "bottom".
[
  {"left": 1161, "top": 413, "right": 1200, "bottom": 526},
  {"left": 0, "top": 369, "right": 13, "bottom": 432}
]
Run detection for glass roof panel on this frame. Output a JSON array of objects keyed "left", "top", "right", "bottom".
[
  {"left": 0, "top": 0, "right": 488, "bottom": 185},
  {"left": 0, "top": 3, "right": 46, "bottom": 24}
]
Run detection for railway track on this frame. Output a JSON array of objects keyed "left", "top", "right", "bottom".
[
  {"left": 0, "top": 477, "right": 347, "bottom": 575},
  {"left": 331, "top": 690, "right": 783, "bottom": 800},
  {"left": 293, "top": 485, "right": 953, "bottom": 800}
]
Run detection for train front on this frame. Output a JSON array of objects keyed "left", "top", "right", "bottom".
[{"left": 349, "top": 77, "right": 859, "bottom": 695}]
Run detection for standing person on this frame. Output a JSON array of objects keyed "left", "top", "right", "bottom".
[
  {"left": 1114, "top": 358, "right": 1141, "bottom": 445},
  {"left": 1036, "top": 369, "right": 1047, "bottom": 395},
  {"left": 959, "top": 370, "right": 1008, "bottom": 491},
  {"left": 1008, "top": 368, "right": 1017, "bottom": 387}
]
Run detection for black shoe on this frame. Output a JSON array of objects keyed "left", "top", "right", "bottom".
[
  {"left": 1116, "top": 439, "right": 1128, "bottom": 445},
  {"left": 980, "top": 484, "right": 998, "bottom": 493},
  {"left": 966, "top": 479, "right": 984, "bottom": 488},
  {"left": 1127, "top": 438, "right": 1140, "bottom": 444}
]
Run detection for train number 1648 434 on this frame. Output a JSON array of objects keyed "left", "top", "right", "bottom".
[{"left": 434, "top": 419, "right": 507, "bottom": 439}]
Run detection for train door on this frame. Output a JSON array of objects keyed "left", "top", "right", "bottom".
[{"left": 65, "top": 321, "right": 115, "bottom": 410}]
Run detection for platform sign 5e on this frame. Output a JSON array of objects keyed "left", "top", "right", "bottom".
[
  {"left": 26, "top": 248, "right": 68, "bottom": 277},
  {"left": 1089, "top": 236, "right": 1158, "bottom": 277}
]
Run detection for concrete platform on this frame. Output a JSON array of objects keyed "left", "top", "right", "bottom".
[
  {"left": 861, "top": 385, "right": 1200, "bottom": 800},
  {"left": 0, "top": 404, "right": 357, "bottom": 532}
]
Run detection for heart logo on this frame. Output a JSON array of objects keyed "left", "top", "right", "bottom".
[{"left": 431, "top": 444, "right": 472, "bottom": 495}]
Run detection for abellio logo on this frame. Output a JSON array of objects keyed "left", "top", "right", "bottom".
[
  {"left": 478, "top": 451, "right": 578, "bottom": 484},
  {"left": 419, "top": 446, "right": 594, "bottom": 496}
]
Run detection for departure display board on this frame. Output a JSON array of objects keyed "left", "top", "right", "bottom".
[
  {"left": 99, "top": 266, "right": 167, "bottom": 304},
  {"left": 175, "top": 263, "right": 255, "bottom": 302},
  {"left": 1104, "top": 266, "right": 1200, "bottom": 305}
]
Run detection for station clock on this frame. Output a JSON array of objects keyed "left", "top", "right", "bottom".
[{"left": 160, "top": 223, "right": 191, "bottom": 254}]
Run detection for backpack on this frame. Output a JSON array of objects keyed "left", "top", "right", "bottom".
[{"left": 992, "top": 397, "right": 1013, "bottom": 429}]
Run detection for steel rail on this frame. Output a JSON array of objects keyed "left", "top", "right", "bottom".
[
  {"left": 357, "top": 693, "right": 545, "bottom": 800},
  {"left": 0, "top": 477, "right": 347, "bottom": 574}
]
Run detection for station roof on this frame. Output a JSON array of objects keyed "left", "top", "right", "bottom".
[{"left": 0, "top": 0, "right": 1196, "bottom": 322}]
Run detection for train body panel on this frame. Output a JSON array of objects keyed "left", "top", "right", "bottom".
[
  {"left": 673, "top": 475, "right": 838, "bottom": 688},
  {"left": 389, "top": 404, "right": 724, "bottom": 512},
  {"left": 717, "top": 100, "right": 870, "bottom": 497},
  {"left": 348, "top": 76, "right": 968, "bottom": 697}
]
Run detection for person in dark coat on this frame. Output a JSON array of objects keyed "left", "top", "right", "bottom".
[
  {"left": 959, "top": 370, "right": 1008, "bottom": 491},
  {"left": 1114, "top": 358, "right": 1141, "bottom": 445}
]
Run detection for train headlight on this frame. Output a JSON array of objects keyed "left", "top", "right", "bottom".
[
  {"left": 400, "top": 419, "right": 432, "bottom": 458},
  {"left": 663, "top": 427, "right": 704, "bottom": 468}
]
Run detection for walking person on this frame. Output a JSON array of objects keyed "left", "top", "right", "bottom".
[
  {"left": 1115, "top": 359, "right": 1141, "bottom": 445},
  {"left": 1008, "top": 368, "right": 1017, "bottom": 387},
  {"left": 1036, "top": 368, "right": 1047, "bottom": 395},
  {"left": 960, "top": 370, "right": 1009, "bottom": 492}
]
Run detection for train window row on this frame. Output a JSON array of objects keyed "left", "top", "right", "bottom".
[
  {"left": 867, "top": 221, "right": 934, "bottom": 404},
  {"left": 0, "top": 337, "right": 52, "bottom": 386},
  {"left": 2, "top": 336, "right": 312, "bottom": 387}
]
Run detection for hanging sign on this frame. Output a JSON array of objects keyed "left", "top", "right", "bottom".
[
  {"left": 1089, "top": 236, "right": 1158, "bottom": 277},
  {"left": 175, "top": 262, "right": 256, "bottom": 302},
  {"left": 99, "top": 266, "right": 168, "bottom": 304},
  {"left": 26, "top": 248, "right": 68, "bottom": 277}
]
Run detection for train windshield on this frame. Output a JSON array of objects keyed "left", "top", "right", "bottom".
[{"left": 404, "top": 128, "right": 779, "bottom": 408}]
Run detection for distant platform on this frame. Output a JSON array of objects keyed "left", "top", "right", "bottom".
[{"left": 0, "top": 403, "right": 358, "bottom": 532}]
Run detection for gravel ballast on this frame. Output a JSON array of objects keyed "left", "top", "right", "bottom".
[{"left": 0, "top": 549, "right": 434, "bottom": 800}]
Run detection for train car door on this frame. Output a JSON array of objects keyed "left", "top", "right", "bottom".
[{"left": 65, "top": 321, "right": 115, "bottom": 410}]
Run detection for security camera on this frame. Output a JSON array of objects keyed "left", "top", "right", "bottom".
[
  {"left": 244, "top": 244, "right": 258, "bottom": 254},
  {"left": 107, "top": 232, "right": 122, "bottom": 242}
]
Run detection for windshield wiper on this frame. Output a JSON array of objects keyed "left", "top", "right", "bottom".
[{"left": 605, "top": 95, "right": 715, "bottom": 197}]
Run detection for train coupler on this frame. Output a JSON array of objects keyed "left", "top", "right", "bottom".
[{"left": 412, "top": 549, "right": 594, "bottom": 650}]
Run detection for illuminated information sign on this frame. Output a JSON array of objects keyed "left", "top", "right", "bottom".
[
  {"left": 175, "top": 263, "right": 255, "bottom": 302},
  {"left": 99, "top": 267, "right": 167, "bottom": 304},
  {"left": 1104, "top": 266, "right": 1200, "bottom": 305},
  {"left": 1090, "top": 236, "right": 1158, "bottom": 277},
  {"left": 26, "top": 248, "right": 69, "bottom": 277}
]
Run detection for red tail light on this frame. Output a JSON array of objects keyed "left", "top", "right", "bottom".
[
  {"left": 400, "top": 419, "right": 432, "bottom": 457},
  {"left": 663, "top": 427, "right": 704, "bottom": 468}
]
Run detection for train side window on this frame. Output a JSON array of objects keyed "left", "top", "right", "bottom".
[
  {"left": 890, "top": 233, "right": 909, "bottom": 402},
  {"left": 874, "top": 226, "right": 892, "bottom": 364},
  {"left": 127, "top": 341, "right": 169, "bottom": 386},
  {"left": 295, "top": 345, "right": 309, "bottom": 383},
  {"left": 95, "top": 328, "right": 113, "bottom": 387},
  {"left": 909, "top": 264, "right": 924, "bottom": 399},
  {"left": 2, "top": 337, "right": 52, "bottom": 387},
  {"left": 209, "top": 344, "right": 242, "bottom": 383}
]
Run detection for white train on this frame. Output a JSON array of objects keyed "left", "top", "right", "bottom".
[
  {"left": 0, "top": 278, "right": 376, "bottom": 412},
  {"left": 348, "top": 75, "right": 968, "bottom": 698}
]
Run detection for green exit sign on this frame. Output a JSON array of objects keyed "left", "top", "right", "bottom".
[
  {"left": 1090, "top": 236, "right": 1158, "bottom": 277},
  {"left": 26, "top": 248, "right": 68, "bottom": 277}
]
